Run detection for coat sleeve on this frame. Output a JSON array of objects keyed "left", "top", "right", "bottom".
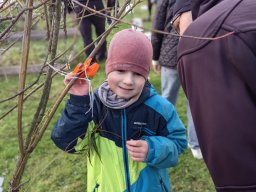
[
  {"left": 230, "top": 34, "right": 256, "bottom": 97},
  {"left": 143, "top": 105, "right": 187, "bottom": 168},
  {"left": 51, "top": 94, "right": 93, "bottom": 153},
  {"left": 151, "top": 0, "right": 168, "bottom": 60}
]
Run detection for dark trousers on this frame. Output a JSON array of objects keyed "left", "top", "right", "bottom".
[{"left": 74, "top": 0, "right": 107, "bottom": 60}]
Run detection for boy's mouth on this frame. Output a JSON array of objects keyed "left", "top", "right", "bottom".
[{"left": 119, "top": 86, "right": 133, "bottom": 91}]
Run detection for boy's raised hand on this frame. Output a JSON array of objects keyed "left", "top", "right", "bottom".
[
  {"left": 64, "top": 73, "right": 90, "bottom": 96},
  {"left": 126, "top": 140, "right": 148, "bottom": 162}
]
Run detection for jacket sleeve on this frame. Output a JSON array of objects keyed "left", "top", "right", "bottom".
[
  {"left": 51, "top": 94, "right": 93, "bottom": 153},
  {"left": 151, "top": 0, "right": 168, "bottom": 60},
  {"left": 143, "top": 106, "right": 187, "bottom": 168},
  {"left": 106, "top": 0, "right": 117, "bottom": 8}
]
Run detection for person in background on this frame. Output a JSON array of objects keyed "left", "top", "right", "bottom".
[
  {"left": 151, "top": 0, "right": 202, "bottom": 159},
  {"left": 174, "top": 0, "right": 256, "bottom": 191},
  {"left": 73, "top": 0, "right": 115, "bottom": 61},
  {"left": 144, "top": 0, "right": 157, "bottom": 22},
  {"left": 52, "top": 29, "right": 187, "bottom": 192},
  {"left": 106, "top": 0, "right": 119, "bottom": 25}
]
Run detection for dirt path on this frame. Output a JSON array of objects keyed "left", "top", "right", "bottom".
[
  {"left": 0, "top": 28, "right": 78, "bottom": 76},
  {"left": 6, "top": 27, "right": 78, "bottom": 41},
  {"left": 0, "top": 64, "right": 44, "bottom": 76}
]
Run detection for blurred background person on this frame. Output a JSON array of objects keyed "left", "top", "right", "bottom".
[
  {"left": 73, "top": 0, "right": 115, "bottom": 61},
  {"left": 151, "top": 0, "right": 202, "bottom": 159}
]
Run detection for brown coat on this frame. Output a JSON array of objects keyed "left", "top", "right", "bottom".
[{"left": 178, "top": 0, "right": 256, "bottom": 191}]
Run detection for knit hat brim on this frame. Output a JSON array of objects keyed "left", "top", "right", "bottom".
[{"left": 106, "top": 29, "right": 152, "bottom": 79}]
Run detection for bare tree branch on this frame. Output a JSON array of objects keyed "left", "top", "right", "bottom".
[
  {"left": 25, "top": 0, "right": 62, "bottom": 149},
  {"left": 0, "top": 16, "right": 16, "bottom": 22},
  {"left": 0, "top": 1, "right": 16, "bottom": 14},
  {"left": 17, "top": 0, "right": 33, "bottom": 157},
  {"left": 12, "top": 0, "right": 34, "bottom": 188},
  {"left": 0, "top": 0, "right": 9, "bottom": 10}
]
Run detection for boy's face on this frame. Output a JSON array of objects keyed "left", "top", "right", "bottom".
[{"left": 108, "top": 70, "right": 146, "bottom": 100}]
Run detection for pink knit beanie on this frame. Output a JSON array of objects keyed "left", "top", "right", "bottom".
[{"left": 106, "top": 29, "right": 153, "bottom": 79}]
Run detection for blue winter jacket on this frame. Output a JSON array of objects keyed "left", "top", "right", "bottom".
[{"left": 51, "top": 81, "right": 187, "bottom": 192}]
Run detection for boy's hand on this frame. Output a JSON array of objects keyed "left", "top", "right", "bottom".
[
  {"left": 126, "top": 139, "right": 148, "bottom": 162},
  {"left": 64, "top": 73, "right": 90, "bottom": 96}
]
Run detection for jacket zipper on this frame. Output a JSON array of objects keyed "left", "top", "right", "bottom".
[
  {"left": 160, "top": 178, "right": 167, "bottom": 192},
  {"left": 121, "top": 109, "right": 131, "bottom": 192},
  {"left": 93, "top": 183, "right": 99, "bottom": 192}
]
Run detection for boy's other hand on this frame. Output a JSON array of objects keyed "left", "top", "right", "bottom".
[
  {"left": 64, "top": 73, "right": 90, "bottom": 96},
  {"left": 152, "top": 60, "right": 160, "bottom": 75},
  {"left": 126, "top": 139, "right": 148, "bottom": 162}
]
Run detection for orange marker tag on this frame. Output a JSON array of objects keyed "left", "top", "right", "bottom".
[{"left": 72, "top": 58, "right": 100, "bottom": 78}]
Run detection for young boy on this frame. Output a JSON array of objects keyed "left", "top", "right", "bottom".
[{"left": 51, "top": 29, "right": 187, "bottom": 192}]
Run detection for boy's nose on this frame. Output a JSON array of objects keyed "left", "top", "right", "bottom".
[{"left": 123, "top": 72, "right": 134, "bottom": 84}]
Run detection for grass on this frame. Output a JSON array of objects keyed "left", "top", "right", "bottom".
[{"left": 0, "top": 1, "right": 215, "bottom": 192}]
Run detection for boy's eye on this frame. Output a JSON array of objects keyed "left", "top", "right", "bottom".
[
  {"left": 115, "top": 70, "right": 141, "bottom": 77},
  {"left": 133, "top": 72, "right": 141, "bottom": 76}
]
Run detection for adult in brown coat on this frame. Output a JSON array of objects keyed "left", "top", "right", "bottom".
[{"left": 175, "top": 0, "right": 256, "bottom": 191}]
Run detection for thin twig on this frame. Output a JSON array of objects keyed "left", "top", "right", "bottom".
[
  {"left": 0, "top": 1, "right": 16, "bottom": 14},
  {"left": 25, "top": 0, "right": 62, "bottom": 149},
  {"left": 0, "top": 0, "right": 9, "bottom": 10}
]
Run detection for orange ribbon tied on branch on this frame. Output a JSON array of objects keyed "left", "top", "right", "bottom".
[{"left": 72, "top": 58, "right": 100, "bottom": 78}]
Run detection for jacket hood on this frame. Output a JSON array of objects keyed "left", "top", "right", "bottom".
[
  {"left": 173, "top": 0, "right": 224, "bottom": 21},
  {"left": 192, "top": 0, "right": 223, "bottom": 19},
  {"left": 177, "top": 0, "right": 242, "bottom": 61}
]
